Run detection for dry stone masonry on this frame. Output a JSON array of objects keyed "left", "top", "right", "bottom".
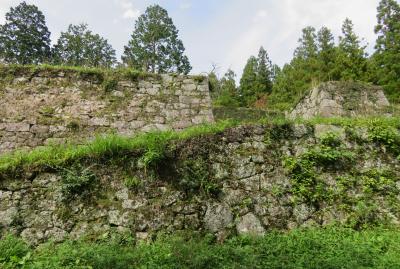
[
  {"left": 0, "top": 67, "right": 214, "bottom": 153},
  {"left": 288, "top": 81, "right": 391, "bottom": 119},
  {"left": 1, "top": 124, "right": 400, "bottom": 244}
]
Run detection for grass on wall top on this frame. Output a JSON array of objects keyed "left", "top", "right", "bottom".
[{"left": 0, "top": 116, "right": 399, "bottom": 177}]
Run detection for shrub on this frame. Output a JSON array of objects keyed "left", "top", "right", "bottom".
[{"left": 60, "top": 165, "right": 97, "bottom": 200}]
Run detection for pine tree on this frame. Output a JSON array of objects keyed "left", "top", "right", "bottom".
[
  {"left": 239, "top": 56, "right": 258, "bottom": 106},
  {"left": 373, "top": 0, "right": 400, "bottom": 101},
  {"left": 317, "top": 26, "right": 338, "bottom": 80},
  {"left": 52, "top": 24, "right": 116, "bottom": 68},
  {"left": 122, "top": 5, "right": 191, "bottom": 74},
  {"left": 270, "top": 27, "right": 320, "bottom": 110},
  {"left": 336, "top": 18, "right": 367, "bottom": 80},
  {"left": 294, "top": 26, "right": 318, "bottom": 59},
  {"left": 0, "top": 1, "right": 51, "bottom": 64},
  {"left": 256, "top": 46, "right": 273, "bottom": 95}
]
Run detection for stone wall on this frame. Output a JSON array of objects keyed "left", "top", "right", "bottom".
[
  {"left": 1, "top": 123, "right": 399, "bottom": 244},
  {"left": 0, "top": 67, "right": 214, "bottom": 153},
  {"left": 288, "top": 81, "right": 391, "bottom": 119}
]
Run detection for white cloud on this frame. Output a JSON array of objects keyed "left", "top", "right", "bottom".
[
  {"left": 123, "top": 8, "right": 140, "bottom": 19},
  {"left": 115, "top": 0, "right": 140, "bottom": 20}
]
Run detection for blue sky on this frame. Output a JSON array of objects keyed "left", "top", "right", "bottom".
[{"left": 0, "top": 0, "right": 382, "bottom": 78}]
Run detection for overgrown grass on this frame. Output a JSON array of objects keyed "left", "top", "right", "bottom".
[
  {"left": 0, "top": 120, "right": 236, "bottom": 175},
  {"left": 0, "top": 64, "right": 162, "bottom": 82},
  {"left": 2, "top": 227, "right": 400, "bottom": 268},
  {"left": 1, "top": 116, "right": 400, "bottom": 176}
]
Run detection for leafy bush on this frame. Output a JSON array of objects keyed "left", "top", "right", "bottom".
[
  {"left": 368, "top": 125, "right": 400, "bottom": 155},
  {"left": 60, "top": 165, "right": 96, "bottom": 200},
  {"left": 176, "top": 158, "right": 219, "bottom": 196},
  {"left": 284, "top": 134, "right": 354, "bottom": 205}
]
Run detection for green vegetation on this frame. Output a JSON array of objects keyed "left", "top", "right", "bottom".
[
  {"left": 124, "top": 176, "right": 142, "bottom": 190},
  {"left": 122, "top": 4, "right": 192, "bottom": 74},
  {"left": 0, "top": 2, "right": 192, "bottom": 72},
  {"left": 176, "top": 158, "right": 219, "bottom": 197},
  {"left": 3, "top": 228, "right": 400, "bottom": 268},
  {"left": 0, "top": 120, "right": 235, "bottom": 176},
  {"left": 59, "top": 165, "right": 97, "bottom": 201},
  {"left": 1, "top": 116, "right": 400, "bottom": 177},
  {"left": 0, "top": 2, "right": 51, "bottom": 65},
  {"left": 0, "top": 64, "right": 162, "bottom": 91},
  {"left": 284, "top": 132, "right": 355, "bottom": 205},
  {"left": 52, "top": 23, "right": 116, "bottom": 68}
]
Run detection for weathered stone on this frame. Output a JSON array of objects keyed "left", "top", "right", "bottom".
[
  {"left": 0, "top": 71, "right": 214, "bottom": 152},
  {"left": 5, "top": 123, "right": 30, "bottom": 132},
  {"left": 289, "top": 81, "right": 391, "bottom": 119},
  {"left": 236, "top": 213, "right": 265, "bottom": 236},
  {"left": 204, "top": 203, "right": 233, "bottom": 232}
]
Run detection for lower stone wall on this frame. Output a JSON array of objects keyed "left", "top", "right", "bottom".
[
  {"left": 1, "top": 124, "right": 399, "bottom": 244},
  {"left": 0, "top": 67, "right": 214, "bottom": 153}
]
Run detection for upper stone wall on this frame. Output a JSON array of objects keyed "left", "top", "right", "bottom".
[
  {"left": 0, "top": 66, "right": 214, "bottom": 153},
  {"left": 288, "top": 81, "right": 391, "bottom": 119}
]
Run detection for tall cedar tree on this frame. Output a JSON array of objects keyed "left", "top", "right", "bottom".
[
  {"left": 317, "top": 26, "right": 338, "bottom": 81},
  {"left": 373, "top": 0, "right": 400, "bottom": 101},
  {"left": 239, "top": 47, "right": 273, "bottom": 106},
  {"left": 122, "top": 5, "right": 191, "bottom": 74},
  {"left": 256, "top": 47, "right": 273, "bottom": 95},
  {"left": 239, "top": 56, "right": 258, "bottom": 106},
  {"left": 52, "top": 24, "right": 116, "bottom": 68},
  {"left": 270, "top": 27, "right": 321, "bottom": 110},
  {"left": 0, "top": 1, "right": 51, "bottom": 64},
  {"left": 337, "top": 18, "right": 367, "bottom": 80}
]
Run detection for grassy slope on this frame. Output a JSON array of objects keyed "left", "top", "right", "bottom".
[{"left": 1, "top": 227, "right": 400, "bottom": 269}]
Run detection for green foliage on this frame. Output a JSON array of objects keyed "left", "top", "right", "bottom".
[
  {"left": 284, "top": 157, "right": 327, "bottom": 205},
  {"left": 269, "top": 21, "right": 368, "bottom": 111},
  {"left": 212, "top": 69, "right": 241, "bottom": 108},
  {"left": 52, "top": 23, "right": 116, "bottom": 68},
  {"left": 368, "top": 124, "right": 400, "bottom": 155},
  {"left": 319, "top": 131, "right": 342, "bottom": 147},
  {"left": 60, "top": 165, "right": 96, "bottom": 200},
  {"left": 239, "top": 47, "right": 274, "bottom": 107},
  {"left": 336, "top": 18, "right": 368, "bottom": 81},
  {"left": 372, "top": 0, "right": 400, "bottom": 102},
  {"left": 122, "top": 4, "right": 191, "bottom": 74},
  {"left": 3, "top": 228, "right": 400, "bottom": 268},
  {"left": 0, "top": 120, "right": 235, "bottom": 177},
  {"left": 39, "top": 106, "right": 55, "bottom": 117},
  {"left": 360, "top": 169, "right": 397, "bottom": 195},
  {"left": 0, "top": 2, "right": 51, "bottom": 64},
  {"left": 0, "top": 234, "right": 31, "bottom": 268},
  {"left": 177, "top": 158, "right": 219, "bottom": 196},
  {"left": 124, "top": 176, "right": 141, "bottom": 190},
  {"left": 284, "top": 132, "right": 354, "bottom": 205},
  {"left": 102, "top": 77, "right": 118, "bottom": 92}
]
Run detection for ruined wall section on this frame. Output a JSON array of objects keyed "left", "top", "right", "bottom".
[
  {"left": 288, "top": 81, "right": 391, "bottom": 119},
  {"left": 0, "top": 69, "right": 214, "bottom": 152}
]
